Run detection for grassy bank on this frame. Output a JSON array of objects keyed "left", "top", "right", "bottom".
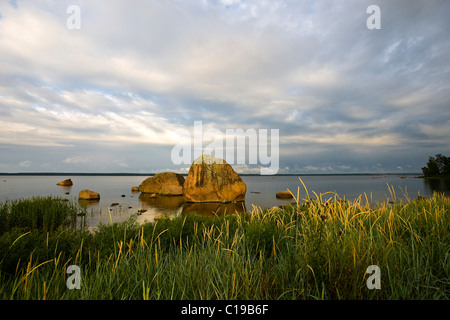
[{"left": 0, "top": 184, "right": 449, "bottom": 300}]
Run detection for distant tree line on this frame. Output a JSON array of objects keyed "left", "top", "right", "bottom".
[{"left": 422, "top": 154, "right": 450, "bottom": 177}]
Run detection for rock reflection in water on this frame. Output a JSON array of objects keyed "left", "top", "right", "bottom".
[
  {"left": 139, "top": 193, "right": 246, "bottom": 217},
  {"left": 138, "top": 193, "right": 185, "bottom": 212},
  {"left": 182, "top": 202, "right": 246, "bottom": 216},
  {"left": 57, "top": 185, "right": 72, "bottom": 195},
  {"left": 78, "top": 199, "right": 100, "bottom": 209}
]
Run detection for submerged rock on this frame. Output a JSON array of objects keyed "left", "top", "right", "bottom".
[{"left": 183, "top": 154, "right": 246, "bottom": 203}]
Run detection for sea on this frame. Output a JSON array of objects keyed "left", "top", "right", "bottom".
[{"left": 1, "top": 174, "right": 449, "bottom": 227}]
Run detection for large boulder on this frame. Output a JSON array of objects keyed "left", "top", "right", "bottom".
[
  {"left": 78, "top": 189, "right": 100, "bottom": 200},
  {"left": 57, "top": 179, "right": 73, "bottom": 186},
  {"left": 183, "top": 154, "right": 246, "bottom": 203},
  {"left": 139, "top": 172, "right": 185, "bottom": 196}
]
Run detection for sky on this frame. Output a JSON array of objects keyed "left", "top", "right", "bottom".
[{"left": 0, "top": 0, "right": 449, "bottom": 174}]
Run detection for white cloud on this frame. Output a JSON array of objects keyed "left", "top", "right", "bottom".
[
  {"left": 291, "top": 66, "right": 341, "bottom": 88},
  {"left": 114, "top": 160, "right": 129, "bottom": 168},
  {"left": 18, "top": 160, "right": 32, "bottom": 168},
  {"left": 62, "top": 156, "right": 89, "bottom": 165},
  {"left": 418, "top": 121, "right": 450, "bottom": 140}
]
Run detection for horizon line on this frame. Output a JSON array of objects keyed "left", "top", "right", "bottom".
[{"left": 0, "top": 172, "right": 422, "bottom": 176}]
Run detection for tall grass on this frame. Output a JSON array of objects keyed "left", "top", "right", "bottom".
[
  {"left": 0, "top": 182, "right": 449, "bottom": 300},
  {"left": 0, "top": 196, "right": 81, "bottom": 235}
]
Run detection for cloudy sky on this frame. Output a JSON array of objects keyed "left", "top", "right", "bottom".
[{"left": 0, "top": 0, "right": 449, "bottom": 174}]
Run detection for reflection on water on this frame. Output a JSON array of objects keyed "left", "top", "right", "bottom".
[
  {"left": 138, "top": 193, "right": 246, "bottom": 216},
  {"left": 139, "top": 193, "right": 185, "bottom": 211},
  {"left": 423, "top": 178, "right": 450, "bottom": 196},
  {"left": 78, "top": 198, "right": 100, "bottom": 209},
  {"left": 57, "top": 185, "right": 73, "bottom": 195},
  {"left": 3, "top": 174, "right": 450, "bottom": 227},
  {"left": 182, "top": 202, "right": 246, "bottom": 216}
]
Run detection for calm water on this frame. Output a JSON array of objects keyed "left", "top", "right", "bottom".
[{"left": 1, "top": 174, "right": 448, "bottom": 227}]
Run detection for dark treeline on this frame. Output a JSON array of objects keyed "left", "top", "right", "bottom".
[{"left": 422, "top": 154, "right": 450, "bottom": 177}]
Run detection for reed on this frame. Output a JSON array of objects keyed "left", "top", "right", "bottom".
[
  {"left": 0, "top": 183, "right": 448, "bottom": 300},
  {"left": 0, "top": 196, "right": 81, "bottom": 235}
]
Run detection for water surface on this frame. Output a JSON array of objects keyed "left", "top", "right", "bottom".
[{"left": 1, "top": 174, "right": 447, "bottom": 227}]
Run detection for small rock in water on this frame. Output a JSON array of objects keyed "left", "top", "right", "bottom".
[
  {"left": 57, "top": 179, "right": 73, "bottom": 186},
  {"left": 276, "top": 190, "right": 293, "bottom": 199},
  {"left": 78, "top": 189, "right": 100, "bottom": 200}
]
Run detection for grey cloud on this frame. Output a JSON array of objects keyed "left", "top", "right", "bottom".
[{"left": 0, "top": 0, "right": 449, "bottom": 173}]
